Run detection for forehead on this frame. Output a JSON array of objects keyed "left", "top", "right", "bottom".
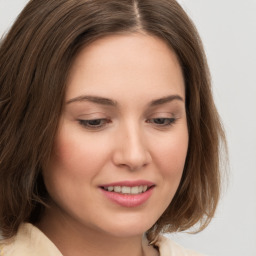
[{"left": 66, "top": 33, "right": 185, "bottom": 102}]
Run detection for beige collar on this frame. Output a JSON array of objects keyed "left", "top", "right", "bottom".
[{"left": 0, "top": 223, "right": 203, "bottom": 256}]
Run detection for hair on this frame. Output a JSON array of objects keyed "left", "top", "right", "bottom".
[{"left": 0, "top": 0, "right": 226, "bottom": 243}]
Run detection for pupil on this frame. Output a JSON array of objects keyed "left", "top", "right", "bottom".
[
  {"left": 155, "top": 118, "right": 165, "bottom": 124},
  {"left": 89, "top": 120, "right": 101, "bottom": 126}
]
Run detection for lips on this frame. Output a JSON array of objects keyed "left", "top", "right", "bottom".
[
  {"left": 99, "top": 180, "right": 155, "bottom": 207},
  {"left": 102, "top": 185, "right": 149, "bottom": 194}
]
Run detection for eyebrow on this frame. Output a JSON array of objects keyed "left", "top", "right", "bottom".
[
  {"left": 66, "top": 94, "right": 184, "bottom": 106},
  {"left": 66, "top": 95, "right": 117, "bottom": 106},
  {"left": 149, "top": 95, "right": 184, "bottom": 106}
]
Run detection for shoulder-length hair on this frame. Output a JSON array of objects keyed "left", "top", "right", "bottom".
[{"left": 0, "top": 0, "right": 226, "bottom": 242}]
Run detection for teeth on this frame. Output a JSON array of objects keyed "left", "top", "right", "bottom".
[
  {"left": 114, "top": 186, "right": 121, "bottom": 193},
  {"left": 122, "top": 186, "right": 131, "bottom": 194},
  {"left": 104, "top": 185, "right": 149, "bottom": 194},
  {"left": 131, "top": 186, "right": 139, "bottom": 194}
]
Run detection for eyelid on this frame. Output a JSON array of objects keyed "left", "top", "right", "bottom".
[
  {"left": 77, "top": 112, "right": 108, "bottom": 118},
  {"left": 145, "top": 111, "right": 179, "bottom": 128},
  {"left": 146, "top": 117, "right": 177, "bottom": 126},
  {"left": 147, "top": 111, "right": 175, "bottom": 118},
  {"left": 78, "top": 118, "right": 111, "bottom": 130}
]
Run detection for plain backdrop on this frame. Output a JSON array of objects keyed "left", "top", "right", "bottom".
[{"left": 0, "top": 1, "right": 255, "bottom": 256}]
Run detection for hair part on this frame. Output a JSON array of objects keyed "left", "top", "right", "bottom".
[{"left": 0, "top": 0, "right": 226, "bottom": 243}]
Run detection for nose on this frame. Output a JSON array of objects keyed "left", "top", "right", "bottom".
[{"left": 112, "top": 123, "right": 152, "bottom": 171}]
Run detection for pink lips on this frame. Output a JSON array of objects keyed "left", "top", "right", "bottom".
[{"left": 99, "top": 180, "right": 155, "bottom": 208}]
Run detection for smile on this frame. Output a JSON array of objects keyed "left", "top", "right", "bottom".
[
  {"left": 99, "top": 181, "right": 155, "bottom": 207},
  {"left": 102, "top": 185, "right": 149, "bottom": 195}
]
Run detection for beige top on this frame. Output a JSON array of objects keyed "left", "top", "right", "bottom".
[{"left": 0, "top": 223, "right": 204, "bottom": 256}]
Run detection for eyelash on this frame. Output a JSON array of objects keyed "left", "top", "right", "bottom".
[
  {"left": 146, "top": 117, "right": 177, "bottom": 127},
  {"left": 78, "top": 117, "right": 177, "bottom": 130},
  {"left": 78, "top": 119, "right": 111, "bottom": 130}
]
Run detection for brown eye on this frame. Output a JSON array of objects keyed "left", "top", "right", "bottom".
[
  {"left": 147, "top": 118, "right": 176, "bottom": 126},
  {"left": 78, "top": 119, "right": 111, "bottom": 129}
]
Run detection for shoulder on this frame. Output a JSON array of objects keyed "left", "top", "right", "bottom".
[
  {"left": 156, "top": 235, "right": 206, "bottom": 256},
  {"left": 0, "top": 223, "right": 62, "bottom": 256}
]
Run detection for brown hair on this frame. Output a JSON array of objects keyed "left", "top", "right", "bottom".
[{"left": 0, "top": 0, "right": 226, "bottom": 242}]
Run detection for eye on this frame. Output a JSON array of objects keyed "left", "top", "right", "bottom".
[
  {"left": 146, "top": 117, "right": 176, "bottom": 126},
  {"left": 78, "top": 119, "right": 111, "bottom": 130}
]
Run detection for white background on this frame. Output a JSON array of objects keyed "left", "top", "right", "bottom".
[{"left": 0, "top": 1, "right": 255, "bottom": 255}]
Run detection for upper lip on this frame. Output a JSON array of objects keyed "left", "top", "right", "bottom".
[{"left": 99, "top": 180, "right": 155, "bottom": 188}]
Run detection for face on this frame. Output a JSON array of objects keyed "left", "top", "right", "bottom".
[{"left": 42, "top": 33, "right": 188, "bottom": 238}]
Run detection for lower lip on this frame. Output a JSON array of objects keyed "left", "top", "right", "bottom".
[{"left": 100, "top": 187, "right": 154, "bottom": 207}]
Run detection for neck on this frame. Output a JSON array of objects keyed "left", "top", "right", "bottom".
[{"left": 36, "top": 208, "right": 159, "bottom": 256}]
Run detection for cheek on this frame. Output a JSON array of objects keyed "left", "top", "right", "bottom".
[
  {"left": 155, "top": 131, "right": 188, "bottom": 173},
  {"left": 42, "top": 129, "right": 93, "bottom": 198},
  {"left": 146, "top": 129, "right": 188, "bottom": 218},
  {"left": 49, "top": 127, "right": 109, "bottom": 177},
  {"left": 152, "top": 128, "right": 189, "bottom": 194},
  {"left": 42, "top": 131, "right": 103, "bottom": 215},
  {"left": 42, "top": 123, "right": 115, "bottom": 204}
]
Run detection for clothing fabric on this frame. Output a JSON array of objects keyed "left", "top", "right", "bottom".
[{"left": 0, "top": 223, "right": 204, "bottom": 256}]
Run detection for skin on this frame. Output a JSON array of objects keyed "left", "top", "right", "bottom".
[{"left": 38, "top": 33, "right": 189, "bottom": 256}]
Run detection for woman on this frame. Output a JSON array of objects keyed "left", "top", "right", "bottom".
[{"left": 0, "top": 0, "right": 225, "bottom": 255}]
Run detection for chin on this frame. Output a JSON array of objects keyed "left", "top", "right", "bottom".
[{"left": 95, "top": 213, "right": 158, "bottom": 238}]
